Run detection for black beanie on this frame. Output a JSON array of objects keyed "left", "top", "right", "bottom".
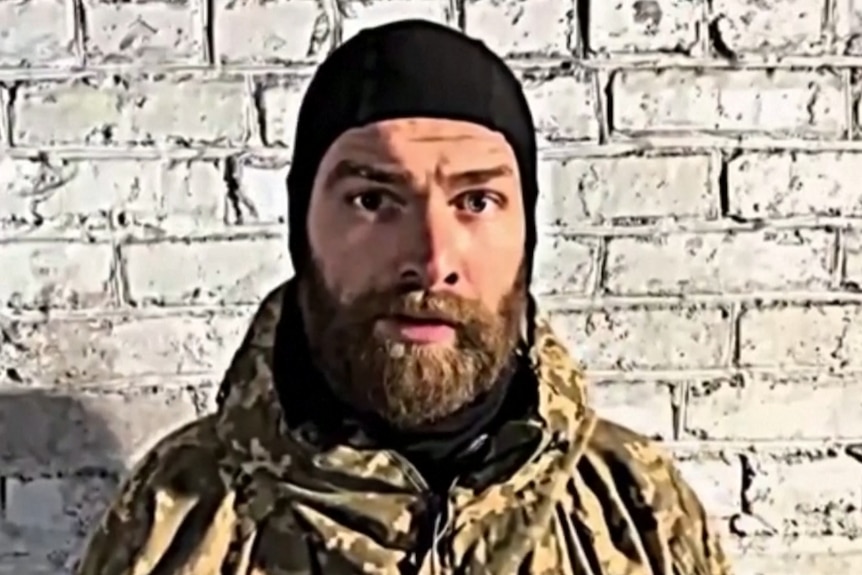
[{"left": 286, "top": 19, "right": 539, "bottom": 293}]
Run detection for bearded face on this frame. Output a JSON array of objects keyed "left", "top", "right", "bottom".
[
  {"left": 301, "top": 118, "right": 528, "bottom": 429},
  {"left": 299, "top": 260, "right": 526, "bottom": 429}
]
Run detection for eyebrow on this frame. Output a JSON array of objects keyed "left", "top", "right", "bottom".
[
  {"left": 325, "top": 159, "right": 514, "bottom": 189},
  {"left": 325, "top": 160, "right": 410, "bottom": 188},
  {"left": 445, "top": 165, "right": 513, "bottom": 188}
]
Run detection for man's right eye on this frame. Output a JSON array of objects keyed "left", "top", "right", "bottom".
[{"left": 348, "top": 190, "right": 387, "bottom": 212}]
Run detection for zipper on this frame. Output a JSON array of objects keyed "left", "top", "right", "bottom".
[
  {"left": 385, "top": 449, "right": 450, "bottom": 574},
  {"left": 425, "top": 479, "right": 455, "bottom": 575},
  {"left": 387, "top": 434, "right": 491, "bottom": 574}
]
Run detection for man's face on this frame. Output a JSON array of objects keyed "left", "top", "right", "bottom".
[{"left": 299, "top": 118, "right": 527, "bottom": 429}]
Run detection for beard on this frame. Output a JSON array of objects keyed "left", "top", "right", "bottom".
[{"left": 298, "top": 261, "right": 527, "bottom": 430}]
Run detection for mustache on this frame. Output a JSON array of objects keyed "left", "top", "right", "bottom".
[{"left": 351, "top": 288, "right": 486, "bottom": 327}]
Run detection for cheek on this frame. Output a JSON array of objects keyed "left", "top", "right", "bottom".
[
  {"left": 316, "top": 226, "right": 400, "bottom": 301},
  {"left": 465, "top": 240, "right": 523, "bottom": 309}
]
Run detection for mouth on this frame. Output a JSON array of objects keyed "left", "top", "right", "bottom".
[
  {"left": 391, "top": 313, "right": 457, "bottom": 327},
  {"left": 380, "top": 314, "right": 458, "bottom": 344}
]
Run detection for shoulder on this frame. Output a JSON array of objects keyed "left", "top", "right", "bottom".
[
  {"left": 575, "top": 415, "right": 732, "bottom": 574},
  {"left": 586, "top": 416, "right": 677, "bottom": 473},
  {"left": 76, "top": 415, "right": 235, "bottom": 575},
  {"left": 582, "top": 416, "right": 702, "bottom": 514}
]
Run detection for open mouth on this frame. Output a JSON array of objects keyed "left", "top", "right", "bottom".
[{"left": 384, "top": 314, "right": 458, "bottom": 343}]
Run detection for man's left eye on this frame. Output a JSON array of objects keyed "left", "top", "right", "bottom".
[{"left": 455, "top": 191, "right": 498, "bottom": 214}]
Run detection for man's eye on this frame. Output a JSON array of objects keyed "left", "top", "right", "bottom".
[
  {"left": 455, "top": 191, "right": 498, "bottom": 214},
  {"left": 350, "top": 191, "right": 387, "bottom": 212}
]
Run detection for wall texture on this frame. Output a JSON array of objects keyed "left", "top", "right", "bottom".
[{"left": 0, "top": 0, "right": 860, "bottom": 572}]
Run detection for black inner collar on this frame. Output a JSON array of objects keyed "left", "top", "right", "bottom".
[{"left": 272, "top": 282, "right": 540, "bottom": 493}]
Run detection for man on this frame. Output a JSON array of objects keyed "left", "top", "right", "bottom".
[{"left": 76, "top": 19, "right": 731, "bottom": 575}]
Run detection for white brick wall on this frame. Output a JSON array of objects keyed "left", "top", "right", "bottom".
[{"left": 0, "top": 0, "right": 860, "bottom": 572}]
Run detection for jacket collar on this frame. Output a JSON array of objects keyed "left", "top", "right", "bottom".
[{"left": 214, "top": 279, "right": 591, "bottom": 484}]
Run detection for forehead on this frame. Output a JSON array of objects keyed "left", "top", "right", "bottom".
[{"left": 322, "top": 118, "right": 517, "bottom": 168}]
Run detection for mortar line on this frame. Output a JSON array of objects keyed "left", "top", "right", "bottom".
[
  {"left": 843, "top": 68, "right": 855, "bottom": 139},
  {"left": 201, "top": 0, "right": 215, "bottom": 66},
  {"left": 541, "top": 290, "right": 862, "bottom": 309},
  {"left": 243, "top": 74, "right": 260, "bottom": 146},
  {"left": 0, "top": 86, "right": 10, "bottom": 149},
  {"left": 6, "top": 214, "right": 855, "bottom": 245},
  {"left": 12, "top": 291, "right": 862, "bottom": 321},
  {"left": 832, "top": 227, "right": 847, "bottom": 289},
  {"left": 69, "top": 0, "right": 86, "bottom": 65},
  {"left": 670, "top": 381, "right": 689, "bottom": 440},
  {"left": 7, "top": 54, "right": 862, "bottom": 81},
  {"left": 25, "top": 365, "right": 862, "bottom": 389},
  {"left": 698, "top": 0, "right": 713, "bottom": 58},
  {"left": 15, "top": 135, "right": 862, "bottom": 161},
  {"left": 725, "top": 302, "right": 742, "bottom": 368},
  {"left": 589, "top": 236, "right": 608, "bottom": 296}
]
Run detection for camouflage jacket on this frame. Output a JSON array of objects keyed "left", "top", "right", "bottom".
[{"left": 76, "top": 281, "right": 731, "bottom": 575}]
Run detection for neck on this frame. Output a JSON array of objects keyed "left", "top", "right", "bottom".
[
  {"left": 372, "top": 355, "right": 524, "bottom": 490},
  {"left": 272, "top": 284, "right": 532, "bottom": 490}
]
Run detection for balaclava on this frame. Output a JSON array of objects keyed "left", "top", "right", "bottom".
[
  {"left": 286, "top": 19, "right": 540, "bottom": 328},
  {"left": 277, "top": 21, "right": 542, "bottom": 487}
]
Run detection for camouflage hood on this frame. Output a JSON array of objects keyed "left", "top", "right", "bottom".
[
  {"left": 207, "top": 280, "right": 603, "bottom": 571},
  {"left": 214, "top": 279, "right": 594, "bottom": 485},
  {"left": 77, "top": 279, "right": 731, "bottom": 575}
]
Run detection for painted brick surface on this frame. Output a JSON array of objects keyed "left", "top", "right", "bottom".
[{"left": 0, "top": 0, "right": 860, "bottom": 572}]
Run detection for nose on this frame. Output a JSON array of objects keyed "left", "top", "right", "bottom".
[{"left": 398, "top": 201, "right": 462, "bottom": 292}]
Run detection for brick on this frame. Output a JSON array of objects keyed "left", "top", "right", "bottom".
[
  {"left": 83, "top": 0, "right": 203, "bottom": 64},
  {"left": 685, "top": 373, "right": 862, "bottom": 441},
  {"left": 13, "top": 76, "right": 248, "bottom": 147},
  {"left": 462, "top": 0, "right": 575, "bottom": 57},
  {"left": 611, "top": 69, "right": 844, "bottom": 136},
  {"left": 742, "top": 448, "right": 862, "bottom": 537},
  {"left": 123, "top": 237, "right": 291, "bottom": 306},
  {"left": 0, "top": 241, "right": 115, "bottom": 311},
  {"left": 839, "top": 1, "right": 862, "bottom": 55},
  {"left": 0, "top": 311, "right": 250, "bottom": 385},
  {"left": 536, "top": 153, "right": 715, "bottom": 228},
  {"left": 670, "top": 449, "right": 741, "bottom": 518},
  {"left": 709, "top": 0, "right": 826, "bottom": 55},
  {"left": 0, "top": 388, "right": 198, "bottom": 474},
  {"left": 589, "top": 379, "right": 675, "bottom": 439},
  {"left": 520, "top": 67, "right": 599, "bottom": 142},
  {"left": 229, "top": 156, "right": 290, "bottom": 224},
  {"left": 146, "top": 159, "right": 227, "bottom": 231},
  {"left": 532, "top": 235, "right": 598, "bottom": 296},
  {"left": 215, "top": 0, "right": 325, "bottom": 64},
  {"left": 4, "top": 474, "right": 117, "bottom": 535},
  {"left": 588, "top": 0, "right": 701, "bottom": 54},
  {"left": 0, "top": 526, "right": 80, "bottom": 573},
  {"left": 733, "top": 550, "right": 862, "bottom": 575},
  {"left": 603, "top": 230, "right": 833, "bottom": 295},
  {"left": 839, "top": 230, "right": 862, "bottom": 288},
  {"left": 549, "top": 306, "right": 731, "bottom": 370},
  {"left": 340, "top": 0, "right": 453, "bottom": 43},
  {"left": 738, "top": 304, "right": 862, "bottom": 369},
  {"left": 5, "top": 478, "right": 65, "bottom": 529},
  {"left": 727, "top": 152, "right": 862, "bottom": 219},
  {"left": 258, "top": 75, "right": 312, "bottom": 148},
  {"left": 0, "top": 0, "right": 75, "bottom": 67},
  {"left": 0, "top": 157, "right": 226, "bottom": 230}
]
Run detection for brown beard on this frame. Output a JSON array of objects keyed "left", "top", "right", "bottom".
[{"left": 298, "top": 262, "right": 527, "bottom": 430}]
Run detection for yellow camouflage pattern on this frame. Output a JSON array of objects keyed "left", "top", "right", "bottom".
[{"left": 76, "top": 280, "right": 732, "bottom": 575}]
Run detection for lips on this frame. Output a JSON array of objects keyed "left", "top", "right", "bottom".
[
  {"left": 391, "top": 313, "right": 457, "bottom": 328},
  {"left": 383, "top": 314, "right": 459, "bottom": 344}
]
